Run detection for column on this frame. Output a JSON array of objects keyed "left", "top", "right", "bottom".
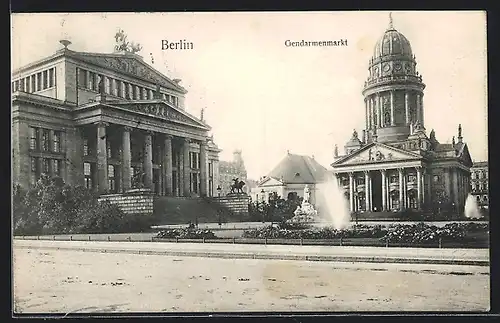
[
  {"left": 403, "top": 170, "right": 407, "bottom": 209},
  {"left": 122, "top": 126, "right": 132, "bottom": 191},
  {"left": 390, "top": 91, "right": 395, "bottom": 126},
  {"left": 183, "top": 138, "right": 191, "bottom": 196},
  {"left": 405, "top": 92, "right": 410, "bottom": 125},
  {"left": 416, "top": 93, "right": 421, "bottom": 123},
  {"left": 199, "top": 139, "right": 208, "bottom": 196},
  {"left": 96, "top": 121, "right": 109, "bottom": 194},
  {"left": 163, "top": 135, "right": 173, "bottom": 195},
  {"left": 365, "top": 99, "right": 369, "bottom": 130},
  {"left": 452, "top": 168, "right": 459, "bottom": 211},
  {"left": 143, "top": 131, "right": 153, "bottom": 190},
  {"left": 398, "top": 168, "right": 404, "bottom": 210},
  {"left": 381, "top": 169, "right": 387, "bottom": 211},
  {"left": 377, "top": 94, "right": 383, "bottom": 127},
  {"left": 416, "top": 167, "right": 422, "bottom": 209},
  {"left": 364, "top": 171, "right": 371, "bottom": 211},
  {"left": 349, "top": 172, "right": 354, "bottom": 213},
  {"left": 370, "top": 97, "right": 375, "bottom": 128}
]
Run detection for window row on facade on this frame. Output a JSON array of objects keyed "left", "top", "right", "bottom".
[
  {"left": 471, "top": 170, "right": 488, "bottom": 179},
  {"left": 77, "top": 68, "right": 179, "bottom": 106},
  {"left": 12, "top": 67, "right": 56, "bottom": 93},
  {"left": 30, "top": 127, "right": 63, "bottom": 153},
  {"left": 30, "top": 157, "right": 62, "bottom": 185}
]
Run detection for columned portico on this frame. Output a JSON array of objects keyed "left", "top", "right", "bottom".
[
  {"left": 348, "top": 172, "right": 354, "bottom": 212},
  {"left": 121, "top": 126, "right": 132, "bottom": 191},
  {"left": 199, "top": 139, "right": 208, "bottom": 196},
  {"left": 163, "top": 135, "right": 173, "bottom": 195},
  {"left": 416, "top": 166, "right": 422, "bottom": 209},
  {"left": 143, "top": 131, "right": 153, "bottom": 190},
  {"left": 183, "top": 138, "right": 191, "bottom": 196},
  {"left": 364, "top": 171, "right": 371, "bottom": 211},
  {"left": 96, "top": 121, "right": 108, "bottom": 194},
  {"left": 381, "top": 169, "right": 387, "bottom": 211},
  {"left": 398, "top": 168, "right": 404, "bottom": 210}
]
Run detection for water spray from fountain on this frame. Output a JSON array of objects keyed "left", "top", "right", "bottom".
[
  {"left": 317, "top": 173, "right": 351, "bottom": 230},
  {"left": 464, "top": 193, "right": 482, "bottom": 219}
]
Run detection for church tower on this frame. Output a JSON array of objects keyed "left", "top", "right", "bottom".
[{"left": 362, "top": 13, "right": 426, "bottom": 143}]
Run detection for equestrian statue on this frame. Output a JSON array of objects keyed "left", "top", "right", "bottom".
[{"left": 229, "top": 178, "right": 246, "bottom": 194}]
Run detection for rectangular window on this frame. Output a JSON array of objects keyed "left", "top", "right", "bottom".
[
  {"left": 390, "top": 175, "right": 398, "bottom": 183},
  {"left": 83, "top": 139, "right": 89, "bottom": 156},
  {"left": 209, "top": 162, "right": 213, "bottom": 177},
  {"left": 78, "top": 69, "right": 87, "bottom": 88},
  {"left": 30, "top": 157, "right": 38, "bottom": 185},
  {"left": 52, "top": 159, "right": 61, "bottom": 177},
  {"left": 41, "top": 129, "right": 50, "bottom": 151},
  {"left": 84, "top": 162, "right": 93, "bottom": 189},
  {"left": 53, "top": 131, "right": 61, "bottom": 153},
  {"left": 107, "top": 142, "right": 113, "bottom": 159},
  {"left": 31, "top": 76, "right": 36, "bottom": 92},
  {"left": 49, "top": 68, "right": 55, "bottom": 87},
  {"left": 42, "top": 70, "right": 48, "bottom": 89},
  {"left": 88, "top": 72, "right": 94, "bottom": 91},
  {"left": 36, "top": 72, "right": 42, "bottom": 91},
  {"left": 407, "top": 174, "right": 417, "bottom": 183},
  {"left": 29, "top": 127, "right": 38, "bottom": 150},
  {"left": 108, "top": 165, "right": 116, "bottom": 192},
  {"left": 42, "top": 158, "right": 50, "bottom": 174}
]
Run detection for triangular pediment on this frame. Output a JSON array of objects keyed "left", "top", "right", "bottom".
[
  {"left": 71, "top": 52, "right": 185, "bottom": 93},
  {"left": 259, "top": 177, "right": 284, "bottom": 187},
  {"left": 333, "top": 142, "right": 422, "bottom": 166},
  {"left": 110, "top": 100, "right": 209, "bottom": 130}
]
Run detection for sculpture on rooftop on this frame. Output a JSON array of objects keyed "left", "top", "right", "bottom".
[{"left": 114, "top": 29, "right": 143, "bottom": 54}]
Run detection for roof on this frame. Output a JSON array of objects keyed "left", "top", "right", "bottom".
[
  {"left": 472, "top": 161, "right": 488, "bottom": 168},
  {"left": 265, "top": 153, "right": 330, "bottom": 185},
  {"left": 13, "top": 48, "right": 187, "bottom": 94}
]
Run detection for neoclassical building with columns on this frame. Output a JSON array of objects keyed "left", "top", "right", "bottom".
[
  {"left": 331, "top": 17, "right": 473, "bottom": 215},
  {"left": 12, "top": 39, "right": 221, "bottom": 197}
]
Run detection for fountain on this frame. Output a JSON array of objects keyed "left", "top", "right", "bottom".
[
  {"left": 288, "top": 185, "right": 319, "bottom": 223},
  {"left": 464, "top": 193, "right": 482, "bottom": 219},
  {"left": 316, "top": 174, "right": 351, "bottom": 230}
]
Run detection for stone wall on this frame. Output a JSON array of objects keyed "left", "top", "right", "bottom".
[
  {"left": 211, "top": 194, "right": 250, "bottom": 216},
  {"left": 98, "top": 188, "right": 154, "bottom": 215}
]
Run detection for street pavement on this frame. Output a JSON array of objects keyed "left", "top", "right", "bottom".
[{"left": 14, "top": 239, "right": 489, "bottom": 266}]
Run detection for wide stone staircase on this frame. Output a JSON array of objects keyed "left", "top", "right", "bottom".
[{"left": 152, "top": 197, "right": 241, "bottom": 225}]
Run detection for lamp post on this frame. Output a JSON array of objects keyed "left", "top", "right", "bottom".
[{"left": 217, "top": 185, "right": 221, "bottom": 198}]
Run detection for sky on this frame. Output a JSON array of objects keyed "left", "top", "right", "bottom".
[{"left": 11, "top": 11, "right": 488, "bottom": 180}]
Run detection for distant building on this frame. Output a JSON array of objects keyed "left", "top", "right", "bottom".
[
  {"left": 252, "top": 152, "right": 330, "bottom": 208},
  {"left": 470, "top": 161, "right": 489, "bottom": 209},
  {"left": 218, "top": 150, "right": 248, "bottom": 195},
  {"left": 331, "top": 15, "right": 473, "bottom": 215}
]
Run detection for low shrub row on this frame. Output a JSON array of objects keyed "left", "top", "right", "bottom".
[
  {"left": 156, "top": 228, "right": 217, "bottom": 239},
  {"left": 242, "top": 222, "right": 488, "bottom": 244}
]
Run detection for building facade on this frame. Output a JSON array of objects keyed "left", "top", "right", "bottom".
[
  {"left": 252, "top": 152, "right": 330, "bottom": 208},
  {"left": 12, "top": 39, "right": 221, "bottom": 197},
  {"left": 331, "top": 17, "right": 473, "bottom": 215},
  {"left": 470, "top": 161, "right": 489, "bottom": 209},
  {"left": 218, "top": 150, "right": 248, "bottom": 195}
]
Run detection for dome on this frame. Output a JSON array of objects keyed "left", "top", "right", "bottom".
[{"left": 372, "top": 28, "right": 413, "bottom": 60}]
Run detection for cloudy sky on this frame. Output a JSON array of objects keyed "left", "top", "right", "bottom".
[{"left": 11, "top": 11, "right": 487, "bottom": 180}]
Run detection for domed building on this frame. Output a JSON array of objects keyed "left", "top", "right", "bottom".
[{"left": 331, "top": 14, "right": 473, "bottom": 217}]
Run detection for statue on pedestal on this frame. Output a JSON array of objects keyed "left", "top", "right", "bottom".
[
  {"left": 289, "top": 185, "right": 318, "bottom": 223},
  {"left": 229, "top": 178, "right": 246, "bottom": 194}
]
